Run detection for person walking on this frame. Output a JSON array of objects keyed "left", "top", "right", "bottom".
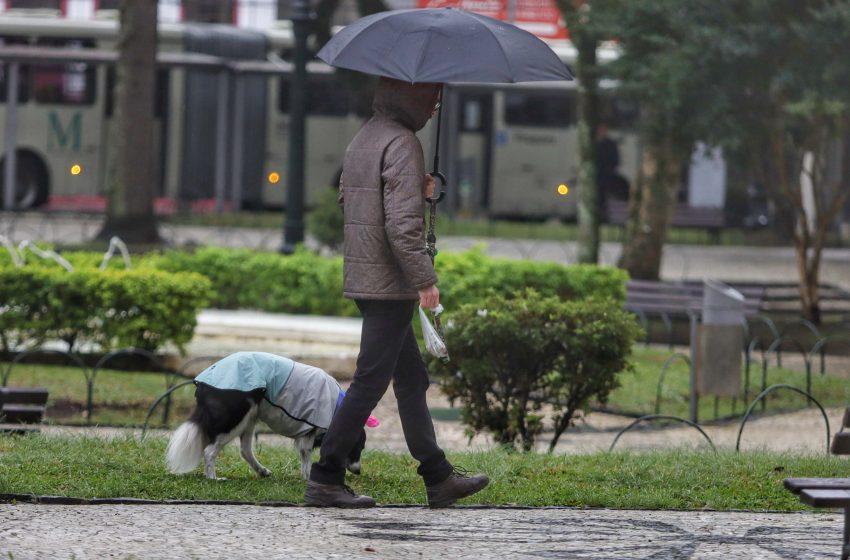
[{"left": 304, "top": 77, "right": 489, "bottom": 508}]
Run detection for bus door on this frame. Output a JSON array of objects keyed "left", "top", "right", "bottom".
[
  {"left": 267, "top": 72, "right": 358, "bottom": 209},
  {"left": 181, "top": 25, "right": 268, "bottom": 208},
  {"left": 27, "top": 37, "right": 99, "bottom": 205},
  {"left": 451, "top": 89, "right": 492, "bottom": 217},
  {"left": 490, "top": 87, "right": 578, "bottom": 220}
]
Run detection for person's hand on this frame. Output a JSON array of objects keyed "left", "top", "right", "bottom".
[
  {"left": 418, "top": 284, "right": 440, "bottom": 309},
  {"left": 424, "top": 174, "right": 436, "bottom": 199}
]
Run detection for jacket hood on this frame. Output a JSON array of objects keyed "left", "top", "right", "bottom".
[{"left": 372, "top": 77, "right": 441, "bottom": 132}]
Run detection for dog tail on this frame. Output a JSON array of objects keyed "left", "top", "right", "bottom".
[{"left": 166, "top": 420, "right": 205, "bottom": 474}]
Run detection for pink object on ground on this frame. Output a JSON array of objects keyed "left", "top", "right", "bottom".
[{"left": 366, "top": 416, "right": 380, "bottom": 428}]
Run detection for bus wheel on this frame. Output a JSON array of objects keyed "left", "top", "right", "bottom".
[{"left": 0, "top": 152, "right": 49, "bottom": 210}]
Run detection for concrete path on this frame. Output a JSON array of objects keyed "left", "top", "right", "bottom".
[{"left": 0, "top": 503, "right": 840, "bottom": 559}]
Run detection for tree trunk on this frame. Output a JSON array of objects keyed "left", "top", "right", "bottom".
[
  {"left": 575, "top": 32, "right": 601, "bottom": 264},
  {"left": 619, "top": 136, "right": 680, "bottom": 280},
  {"left": 97, "top": 0, "right": 160, "bottom": 244}
]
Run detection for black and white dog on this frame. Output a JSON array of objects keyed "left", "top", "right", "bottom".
[{"left": 166, "top": 352, "right": 371, "bottom": 480}]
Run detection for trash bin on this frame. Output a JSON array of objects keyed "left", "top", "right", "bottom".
[{"left": 697, "top": 279, "right": 744, "bottom": 397}]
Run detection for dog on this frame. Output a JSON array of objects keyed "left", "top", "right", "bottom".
[{"left": 166, "top": 351, "right": 372, "bottom": 480}]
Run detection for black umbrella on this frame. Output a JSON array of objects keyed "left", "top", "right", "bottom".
[
  {"left": 317, "top": 8, "right": 573, "bottom": 257},
  {"left": 316, "top": 8, "right": 573, "bottom": 84}
]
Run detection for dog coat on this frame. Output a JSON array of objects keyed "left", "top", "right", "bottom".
[{"left": 194, "top": 351, "right": 343, "bottom": 438}]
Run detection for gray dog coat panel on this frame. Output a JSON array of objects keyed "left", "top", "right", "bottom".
[
  {"left": 194, "top": 352, "right": 342, "bottom": 438},
  {"left": 259, "top": 361, "right": 342, "bottom": 438}
]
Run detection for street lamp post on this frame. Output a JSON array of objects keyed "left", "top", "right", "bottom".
[{"left": 281, "top": 0, "right": 312, "bottom": 253}]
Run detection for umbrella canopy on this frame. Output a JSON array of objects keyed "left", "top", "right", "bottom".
[{"left": 316, "top": 8, "right": 573, "bottom": 84}]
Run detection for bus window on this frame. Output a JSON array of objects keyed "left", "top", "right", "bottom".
[
  {"left": 279, "top": 75, "right": 351, "bottom": 116},
  {"left": 32, "top": 38, "right": 96, "bottom": 106},
  {"left": 0, "top": 36, "right": 30, "bottom": 103},
  {"left": 463, "top": 100, "right": 482, "bottom": 132},
  {"left": 7, "top": 0, "right": 61, "bottom": 8},
  {"left": 504, "top": 91, "right": 573, "bottom": 128}
]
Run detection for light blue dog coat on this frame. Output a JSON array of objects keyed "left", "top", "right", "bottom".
[{"left": 195, "top": 351, "right": 343, "bottom": 438}]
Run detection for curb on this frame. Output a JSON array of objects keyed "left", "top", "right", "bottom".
[{"left": 0, "top": 495, "right": 823, "bottom": 514}]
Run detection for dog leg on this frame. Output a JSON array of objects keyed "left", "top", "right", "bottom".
[
  {"left": 240, "top": 420, "right": 271, "bottom": 478},
  {"left": 204, "top": 405, "right": 258, "bottom": 480},
  {"left": 203, "top": 435, "right": 229, "bottom": 480},
  {"left": 295, "top": 434, "right": 316, "bottom": 480}
]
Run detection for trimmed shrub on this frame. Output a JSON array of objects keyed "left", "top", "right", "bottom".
[
  {"left": 434, "top": 248, "right": 627, "bottom": 309},
  {"left": 0, "top": 266, "right": 211, "bottom": 354},
  {"left": 143, "top": 246, "right": 357, "bottom": 316},
  {"left": 429, "top": 290, "right": 643, "bottom": 452},
  {"left": 142, "top": 246, "right": 626, "bottom": 315}
]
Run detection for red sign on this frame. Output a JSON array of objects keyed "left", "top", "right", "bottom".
[{"left": 417, "top": 0, "right": 567, "bottom": 40}]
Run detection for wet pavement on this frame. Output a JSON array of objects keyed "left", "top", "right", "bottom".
[{"left": 0, "top": 503, "right": 841, "bottom": 559}]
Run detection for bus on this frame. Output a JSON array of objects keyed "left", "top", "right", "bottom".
[
  {"left": 441, "top": 80, "right": 639, "bottom": 220},
  {"left": 0, "top": 11, "right": 293, "bottom": 211},
  {"left": 0, "top": 6, "right": 643, "bottom": 222}
]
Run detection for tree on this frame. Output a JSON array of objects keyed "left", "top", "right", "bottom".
[
  {"left": 554, "top": 1, "right": 608, "bottom": 264},
  {"left": 97, "top": 0, "right": 160, "bottom": 244},
  {"left": 608, "top": 0, "right": 709, "bottom": 280},
  {"left": 677, "top": 0, "right": 850, "bottom": 322}
]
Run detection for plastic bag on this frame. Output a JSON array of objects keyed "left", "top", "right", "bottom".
[{"left": 419, "top": 304, "right": 450, "bottom": 362}]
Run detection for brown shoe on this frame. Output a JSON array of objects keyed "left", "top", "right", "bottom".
[
  {"left": 304, "top": 481, "right": 376, "bottom": 508},
  {"left": 426, "top": 468, "right": 490, "bottom": 508}
]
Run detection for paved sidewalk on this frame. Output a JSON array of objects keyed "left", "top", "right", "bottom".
[{"left": 0, "top": 503, "right": 839, "bottom": 559}]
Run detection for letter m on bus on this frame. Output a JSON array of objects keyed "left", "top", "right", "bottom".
[{"left": 48, "top": 111, "right": 82, "bottom": 151}]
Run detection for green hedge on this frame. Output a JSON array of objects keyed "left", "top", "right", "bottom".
[
  {"left": 142, "top": 247, "right": 357, "bottom": 316},
  {"left": 0, "top": 245, "right": 627, "bottom": 351},
  {"left": 141, "top": 246, "right": 627, "bottom": 315},
  {"left": 0, "top": 265, "right": 211, "bottom": 354}
]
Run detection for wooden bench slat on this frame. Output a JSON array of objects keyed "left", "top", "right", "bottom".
[
  {"left": 801, "top": 489, "right": 850, "bottom": 508},
  {"left": 0, "top": 404, "right": 45, "bottom": 424},
  {"left": 785, "top": 478, "right": 850, "bottom": 494},
  {"left": 0, "top": 387, "right": 49, "bottom": 406}
]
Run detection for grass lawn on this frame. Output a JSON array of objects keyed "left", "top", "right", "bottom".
[
  {"left": 609, "top": 347, "right": 850, "bottom": 421},
  {"left": 2, "top": 346, "right": 846, "bottom": 428},
  {"left": 0, "top": 433, "right": 845, "bottom": 510}
]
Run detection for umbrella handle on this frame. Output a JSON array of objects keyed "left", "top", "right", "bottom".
[
  {"left": 426, "top": 172, "right": 446, "bottom": 204},
  {"left": 426, "top": 191, "right": 445, "bottom": 204},
  {"left": 429, "top": 171, "right": 447, "bottom": 185}
]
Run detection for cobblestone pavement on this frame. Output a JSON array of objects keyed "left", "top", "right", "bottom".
[{"left": 0, "top": 503, "right": 841, "bottom": 560}]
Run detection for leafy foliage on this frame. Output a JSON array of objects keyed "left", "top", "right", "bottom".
[
  {"left": 430, "top": 290, "right": 642, "bottom": 452},
  {"left": 143, "top": 246, "right": 627, "bottom": 315},
  {"left": 0, "top": 264, "right": 211, "bottom": 354}
]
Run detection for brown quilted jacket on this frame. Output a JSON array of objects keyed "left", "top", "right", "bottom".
[{"left": 338, "top": 78, "right": 440, "bottom": 300}]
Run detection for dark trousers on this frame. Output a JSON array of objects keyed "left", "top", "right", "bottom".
[{"left": 309, "top": 299, "right": 453, "bottom": 486}]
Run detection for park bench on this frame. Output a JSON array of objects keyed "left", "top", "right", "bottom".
[
  {"left": 605, "top": 199, "right": 725, "bottom": 242},
  {"left": 785, "top": 407, "right": 850, "bottom": 560},
  {"left": 0, "top": 387, "right": 49, "bottom": 424},
  {"left": 626, "top": 279, "right": 765, "bottom": 346},
  {"left": 756, "top": 282, "right": 850, "bottom": 320}
]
